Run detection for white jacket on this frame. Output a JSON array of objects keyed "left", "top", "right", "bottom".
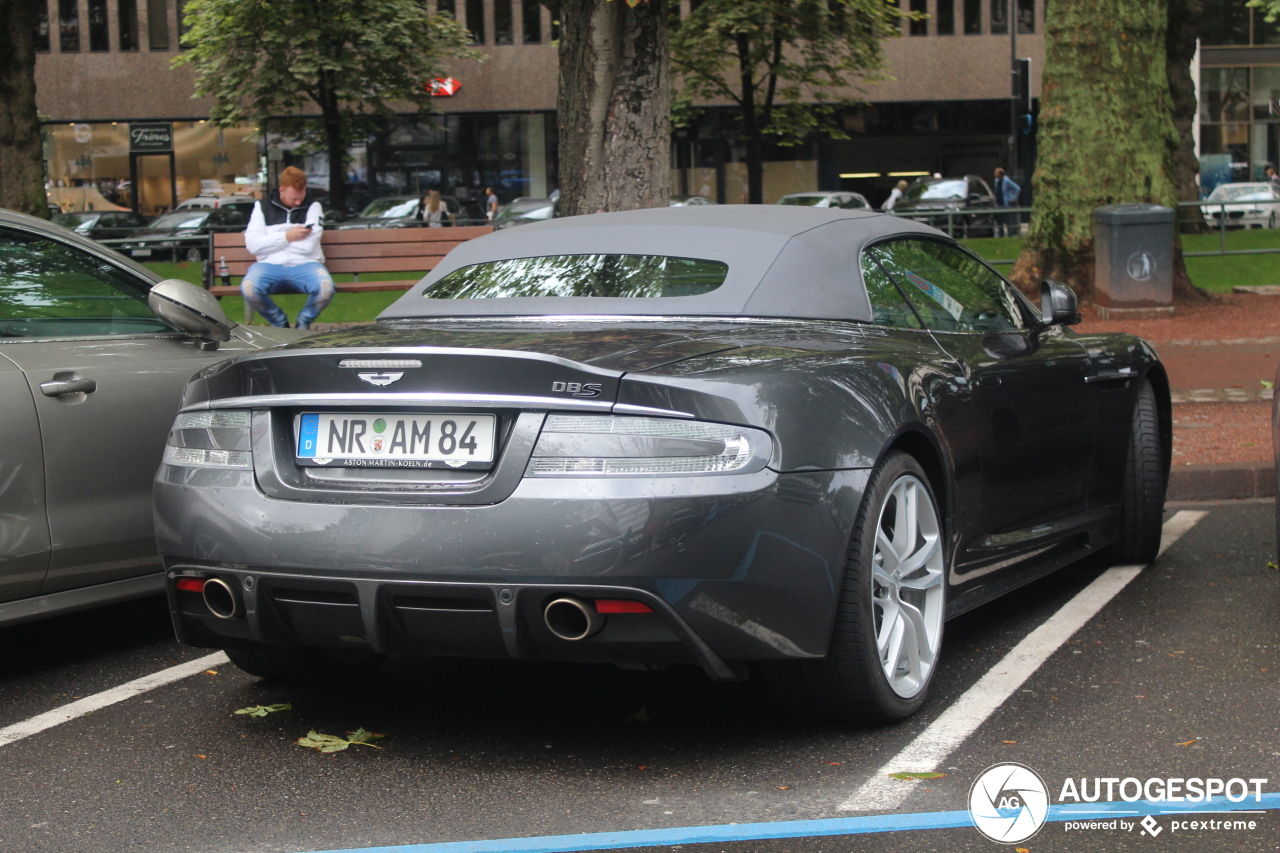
[{"left": 244, "top": 199, "right": 325, "bottom": 266}]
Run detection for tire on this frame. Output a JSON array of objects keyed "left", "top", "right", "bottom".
[
  {"left": 1108, "top": 379, "right": 1166, "bottom": 563},
  {"left": 225, "top": 646, "right": 386, "bottom": 685},
  {"left": 762, "top": 451, "right": 946, "bottom": 723}
]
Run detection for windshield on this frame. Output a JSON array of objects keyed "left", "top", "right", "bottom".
[
  {"left": 424, "top": 254, "right": 729, "bottom": 299},
  {"left": 906, "top": 180, "right": 968, "bottom": 201},
  {"left": 52, "top": 214, "right": 98, "bottom": 232},
  {"left": 1208, "top": 185, "right": 1271, "bottom": 201},
  {"left": 779, "top": 195, "right": 826, "bottom": 207},
  {"left": 149, "top": 211, "right": 210, "bottom": 229},
  {"left": 495, "top": 200, "right": 554, "bottom": 221},
  {"left": 359, "top": 198, "right": 419, "bottom": 218}
]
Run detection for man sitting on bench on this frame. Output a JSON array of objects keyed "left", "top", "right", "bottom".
[{"left": 241, "top": 166, "right": 334, "bottom": 329}]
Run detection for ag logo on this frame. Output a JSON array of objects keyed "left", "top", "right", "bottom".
[
  {"left": 551, "top": 381, "right": 602, "bottom": 398},
  {"left": 969, "top": 763, "right": 1050, "bottom": 844}
]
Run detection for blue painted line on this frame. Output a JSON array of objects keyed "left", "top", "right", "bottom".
[{"left": 295, "top": 792, "right": 1280, "bottom": 853}]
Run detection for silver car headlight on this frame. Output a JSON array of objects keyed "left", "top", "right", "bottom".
[
  {"left": 527, "top": 415, "right": 772, "bottom": 477},
  {"left": 162, "top": 410, "right": 252, "bottom": 469}
]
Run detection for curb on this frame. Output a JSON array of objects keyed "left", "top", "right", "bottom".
[{"left": 1168, "top": 462, "right": 1275, "bottom": 501}]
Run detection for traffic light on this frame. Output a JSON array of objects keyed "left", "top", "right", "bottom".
[{"left": 1013, "top": 58, "right": 1032, "bottom": 115}]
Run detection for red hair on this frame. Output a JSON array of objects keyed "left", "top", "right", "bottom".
[{"left": 279, "top": 166, "right": 307, "bottom": 191}]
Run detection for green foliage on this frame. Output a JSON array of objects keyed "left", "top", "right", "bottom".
[
  {"left": 173, "top": 0, "right": 483, "bottom": 156},
  {"left": 1248, "top": 0, "right": 1280, "bottom": 22},
  {"left": 669, "top": 0, "right": 901, "bottom": 148}
]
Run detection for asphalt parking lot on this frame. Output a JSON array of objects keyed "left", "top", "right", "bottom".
[{"left": 0, "top": 502, "right": 1276, "bottom": 853}]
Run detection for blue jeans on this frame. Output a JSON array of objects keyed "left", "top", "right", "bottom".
[{"left": 240, "top": 262, "right": 334, "bottom": 329}]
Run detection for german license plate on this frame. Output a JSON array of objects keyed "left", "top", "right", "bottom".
[
  {"left": 297, "top": 412, "right": 496, "bottom": 469},
  {"left": 131, "top": 248, "right": 152, "bottom": 257}
]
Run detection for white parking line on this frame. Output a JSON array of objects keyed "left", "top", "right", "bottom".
[
  {"left": 839, "top": 510, "right": 1208, "bottom": 812},
  {"left": 0, "top": 651, "right": 229, "bottom": 750}
]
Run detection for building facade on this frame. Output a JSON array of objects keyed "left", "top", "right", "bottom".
[{"left": 34, "top": 0, "right": 1048, "bottom": 213}]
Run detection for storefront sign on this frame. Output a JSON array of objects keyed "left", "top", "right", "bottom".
[
  {"left": 429, "top": 77, "right": 461, "bottom": 97},
  {"left": 129, "top": 122, "right": 173, "bottom": 152}
]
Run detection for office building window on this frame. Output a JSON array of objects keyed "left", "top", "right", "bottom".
[
  {"left": 963, "top": 0, "right": 981, "bottom": 34},
  {"left": 59, "top": 0, "right": 80, "bottom": 52},
  {"left": 936, "top": 0, "right": 955, "bottom": 34},
  {"left": 120, "top": 0, "right": 139, "bottom": 50},
  {"left": 176, "top": 0, "right": 190, "bottom": 46},
  {"left": 437, "top": 0, "right": 455, "bottom": 16},
  {"left": 495, "top": 0, "right": 513, "bottom": 43},
  {"left": 466, "top": 0, "right": 485, "bottom": 43},
  {"left": 148, "top": 0, "right": 169, "bottom": 50},
  {"left": 34, "top": 2, "right": 51, "bottom": 52},
  {"left": 908, "top": 0, "right": 927, "bottom": 35},
  {"left": 522, "top": 0, "right": 541, "bottom": 43},
  {"left": 88, "top": 0, "right": 109, "bottom": 51},
  {"left": 990, "top": 0, "right": 1008, "bottom": 34},
  {"left": 1017, "top": 0, "right": 1034, "bottom": 33}
]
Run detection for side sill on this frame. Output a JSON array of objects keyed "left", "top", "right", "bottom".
[{"left": 0, "top": 573, "right": 165, "bottom": 629}]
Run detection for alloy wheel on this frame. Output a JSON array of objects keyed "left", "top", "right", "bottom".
[{"left": 870, "top": 474, "right": 945, "bottom": 698}]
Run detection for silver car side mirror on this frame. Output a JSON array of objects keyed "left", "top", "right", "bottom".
[
  {"left": 1040, "top": 279, "right": 1082, "bottom": 327},
  {"left": 148, "top": 279, "right": 237, "bottom": 350}
]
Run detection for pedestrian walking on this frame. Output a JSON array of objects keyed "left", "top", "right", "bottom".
[
  {"left": 240, "top": 166, "right": 334, "bottom": 330},
  {"left": 882, "top": 180, "right": 908, "bottom": 211},
  {"left": 485, "top": 187, "right": 499, "bottom": 221},
  {"left": 993, "top": 167, "right": 1021, "bottom": 238}
]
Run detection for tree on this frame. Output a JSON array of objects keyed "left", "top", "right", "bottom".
[
  {"left": 0, "top": 0, "right": 48, "bottom": 218},
  {"left": 669, "top": 0, "right": 901, "bottom": 204},
  {"left": 1010, "top": 0, "right": 1207, "bottom": 303},
  {"left": 175, "top": 0, "right": 481, "bottom": 214},
  {"left": 1166, "top": 0, "right": 1205, "bottom": 229},
  {"left": 555, "top": 0, "right": 671, "bottom": 217}
]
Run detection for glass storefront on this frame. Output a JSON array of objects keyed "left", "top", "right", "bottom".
[
  {"left": 1199, "top": 65, "right": 1280, "bottom": 192},
  {"left": 43, "top": 121, "right": 262, "bottom": 215}
]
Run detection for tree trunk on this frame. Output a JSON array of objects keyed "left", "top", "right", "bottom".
[
  {"left": 1010, "top": 0, "right": 1183, "bottom": 303},
  {"left": 1164, "top": 0, "right": 1213, "bottom": 303},
  {"left": 0, "top": 0, "right": 48, "bottom": 218},
  {"left": 558, "top": 0, "right": 670, "bottom": 216},
  {"left": 322, "top": 92, "right": 347, "bottom": 216}
]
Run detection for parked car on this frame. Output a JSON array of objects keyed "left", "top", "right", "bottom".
[
  {"left": 669, "top": 195, "right": 717, "bottom": 207},
  {"left": 155, "top": 206, "right": 1170, "bottom": 723},
  {"left": 0, "top": 209, "right": 304, "bottom": 628},
  {"left": 118, "top": 208, "right": 249, "bottom": 263},
  {"left": 892, "top": 176, "right": 997, "bottom": 237},
  {"left": 492, "top": 197, "right": 558, "bottom": 229},
  {"left": 778, "top": 191, "right": 871, "bottom": 210},
  {"left": 52, "top": 210, "right": 152, "bottom": 240},
  {"left": 1202, "top": 182, "right": 1280, "bottom": 229},
  {"left": 334, "top": 195, "right": 482, "bottom": 229},
  {"left": 175, "top": 195, "right": 258, "bottom": 214}
]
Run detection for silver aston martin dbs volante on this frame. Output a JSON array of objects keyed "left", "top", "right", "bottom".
[{"left": 154, "top": 206, "right": 1170, "bottom": 722}]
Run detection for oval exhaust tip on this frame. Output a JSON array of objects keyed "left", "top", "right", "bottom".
[
  {"left": 544, "top": 596, "right": 605, "bottom": 641},
  {"left": 203, "top": 577, "right": 240, "bottom": 620}
]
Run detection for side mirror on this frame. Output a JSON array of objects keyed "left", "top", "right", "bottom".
[
  {"left": 1040, "top": 279, "right": 1082, "bottom": 327},
  {"left": 148, "top": 279, "right": 236, "bottom": 350}
]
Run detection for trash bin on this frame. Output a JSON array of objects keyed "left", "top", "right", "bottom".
[{"left": 1093, "top": 203, "right": 1175, "bottom": 319}]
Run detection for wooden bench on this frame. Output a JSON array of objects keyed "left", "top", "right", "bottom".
[{"left": 206, "top": 225, "right": 493, "bottom": 298}]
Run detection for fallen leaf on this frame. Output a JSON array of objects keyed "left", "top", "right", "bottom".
[
  {"left": 1176, "top": 738, "right": 1198, "bottom": 747},
  {"left": 204, "top": 670, "right": 218, "bottom": 675},
  {"left": 1002, "top": 740, "right": 1018, "bottom": 745},
  {"left": 296, "top": 728, "right": 384, "bottom": 753},
  {"left": 638, "top": 766, "right": 648, "bottom": 770},
  {"left": 776, "top": 786, "right": 790, "bottom": 790},
  {"left": 827, "top": 762, "right": 842, "bottom": 766},
  {"left": 1267, "top": 561, "right": 1278, "bottom": 570},
  {"left": 1016, "top": 848, "right": 1030, "bottom": 852},
  {"left": 1261, "top": 380, "right": 1274, "bottom": 390},
  {"left": 888, "top": 771, "right": 946, "bottom": 781},
  {"left": 195, "top": 754, "right": 207, "bottom": 759},
  {"left": 234, "top": 703, "right": 292, "bottom": 718}
]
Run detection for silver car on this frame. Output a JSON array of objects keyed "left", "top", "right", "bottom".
[{"left": 0, "top": 210, "right": 301, "bottom": 627}]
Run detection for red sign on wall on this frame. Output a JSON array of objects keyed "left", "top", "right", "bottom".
[{"left": 428, "top": 78, "right": 462, "bottom": 97}]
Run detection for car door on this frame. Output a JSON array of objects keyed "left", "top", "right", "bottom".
[
  {"left": 0, "top": 351, "right": 50, "bottom": 603},
  {"left": 0, "top": 225, "right": 234, "bottom": 594},
  {"left": 870, "top": 238, "right": 1098, "bottom": 539}
]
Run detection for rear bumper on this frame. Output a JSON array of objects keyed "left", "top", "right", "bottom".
[{"left": 155, "top": 467, "right": 868, "bottom": 677}]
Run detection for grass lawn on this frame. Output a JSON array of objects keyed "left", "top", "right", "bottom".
[
  {"left": 144, "top": 262, "right": 418, "bottom": 325},
  {"left": 146, "top": 227, "right": 1280, "bottom": 325},
  {"left": 962, "top": 228, "right": 1280, "bottom": 293}
]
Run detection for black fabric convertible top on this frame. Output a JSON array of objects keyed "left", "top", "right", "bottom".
[{"left": 379, "top": 206, "right": 943, "bottom": 322}]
